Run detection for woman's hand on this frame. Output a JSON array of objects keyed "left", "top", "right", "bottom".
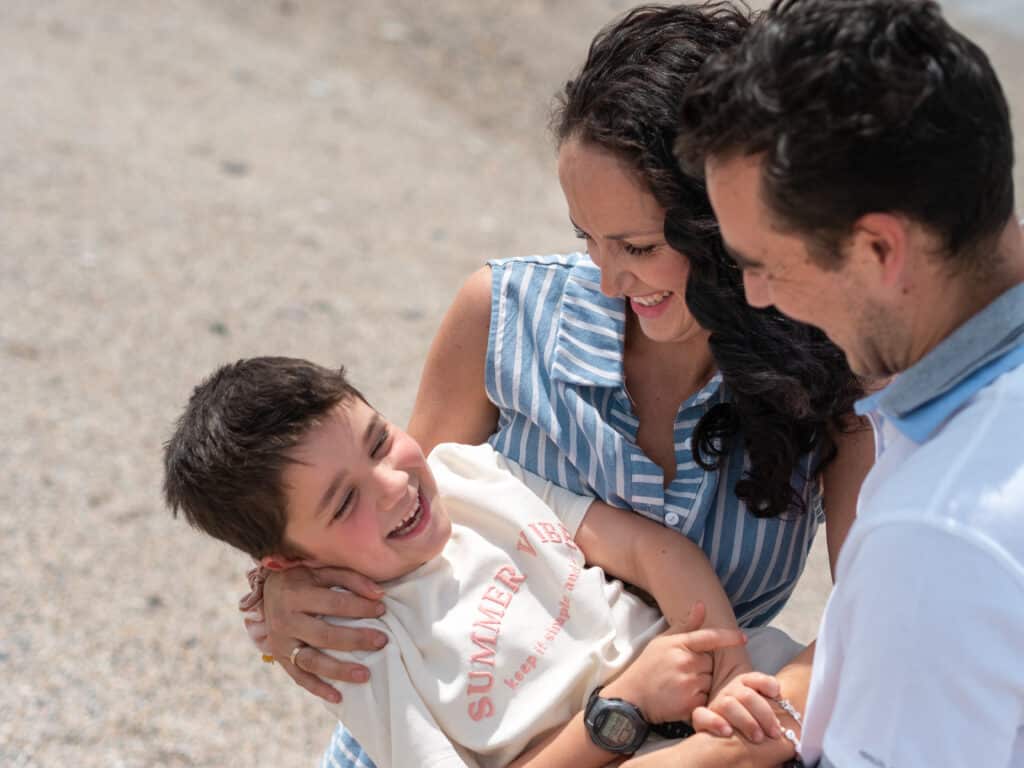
[
  {"left": 603, "top": 604, "right": 747, "bottom": 724},
  {"left": 691, "top": 671, "right": 783, "bottom": 744},
  {"left": 263, "top": 566, "right": 389, "bottom": 703}
]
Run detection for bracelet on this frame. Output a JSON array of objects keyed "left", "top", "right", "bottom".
[
  {"left": 775, "top": 698, "right": 803, "bottom": 726},
  {"left": 773, "top": 698, "right": 804, "bottom": 766}
]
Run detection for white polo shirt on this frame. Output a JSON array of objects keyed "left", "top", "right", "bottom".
[{"left": 801, "top": 284, "right": 1024, "bottom": 767}]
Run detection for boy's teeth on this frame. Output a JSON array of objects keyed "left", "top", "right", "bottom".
[{"left": 390, "top": 497, "right": 422, "bottom": 536}]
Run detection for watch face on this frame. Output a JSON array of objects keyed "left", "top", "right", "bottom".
[{"left": 597, "top": 710, "right": 638, "bottom": 748}]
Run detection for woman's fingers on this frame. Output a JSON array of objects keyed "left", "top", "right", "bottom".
[
  {"left": 311, "top": 620, "right": 390, "bottom": 654},
  {"left": 709, "top": 686, "right": 782, "bottom": 742},
  {"left": 735, "top": 671, "right": 780, "bottom": 699},
  {"left": 290, "top": 645, "right": 372, "bottom": 685},
  {"left": 711, "top": 695, "right": 766, "bottom": 742},
  {"left": 301, "top": 588, "right": 386, "bottom": 624},
  {"left": 691, "top": 705, "right": 733, "bottom": 737},
  {"left": 310, "top": 566, "right": 385, "bottom": 601},
  {"left": 278, "top": 652, "right": 345, "bottom": 704},
  {"left": 268, "top": 612, "right": 387, "bottom": 655}
]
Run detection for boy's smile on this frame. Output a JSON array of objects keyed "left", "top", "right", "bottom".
[{"left": 268, "top": 398, "right": 451, "bottom": 581}]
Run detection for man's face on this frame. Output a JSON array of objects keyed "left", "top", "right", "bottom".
[
  {"left": 705, "top": 153, "right": 889, "bottom": 377},
  {"left": 275, "top": 399, "right": 450, "bottom": 582}
]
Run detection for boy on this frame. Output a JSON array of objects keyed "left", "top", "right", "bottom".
[{"left": 164, "top": 357, "right": 795, "bottom": 768}]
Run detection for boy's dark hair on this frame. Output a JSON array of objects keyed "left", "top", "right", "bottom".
[
  {"left": 677, "top": 0, "right": 1015, "bottom": 270},
  {"left": 163, "top": 357, "right": 365, "bottom": 560},
  {"left": 552, "top": 3, "right": 863, "bottom": 519}
]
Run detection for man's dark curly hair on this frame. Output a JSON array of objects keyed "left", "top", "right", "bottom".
[
  {"left": 677, "top": 0, "right": 1015, "bottom": 270},
  {"left": 552, "top": 3, "right": 863, "bottom": 518}
]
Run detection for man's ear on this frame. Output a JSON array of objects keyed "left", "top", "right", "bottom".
[
  {"left": 261, "top": 553, "right": 303, "bottom": 571},
  {"left": 850, "top": 212, "right": 910, "bottom": 289}
]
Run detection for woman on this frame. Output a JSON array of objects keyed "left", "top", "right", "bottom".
[{"left": 249, "top": 4, "right": 873, "bottom": 766}]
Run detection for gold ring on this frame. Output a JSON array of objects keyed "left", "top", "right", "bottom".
[
  {"left": 261, "top": 654, "right": 275, "bottom": 664},
  {"left": 289, "top": 644, "right": 305, "bottom": 668}
]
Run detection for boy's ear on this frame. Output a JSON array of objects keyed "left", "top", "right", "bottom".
[{"left": 261, "top": 553, "right": 303, "bottom": 571}]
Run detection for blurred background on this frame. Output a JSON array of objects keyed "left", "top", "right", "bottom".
[{"left": 2, "top": 1, "right": 1021, "bottom": 765}]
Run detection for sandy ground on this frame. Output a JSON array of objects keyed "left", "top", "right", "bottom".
[{"left": 3, "top": 2, "right": 1021, "bottom": 766}]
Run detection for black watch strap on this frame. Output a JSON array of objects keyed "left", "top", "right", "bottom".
[{"left": 649, "top": 719, "right": 695, "bottom": 739}]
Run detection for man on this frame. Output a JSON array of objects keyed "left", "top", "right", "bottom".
[{"left": 677, "top": 0, "right": 1024, "bottom": 766}]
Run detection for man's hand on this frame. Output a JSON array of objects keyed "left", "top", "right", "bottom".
[
  {"left": 263, "top": 566, "right": 388, "bottom": 703},
  {"left": 603, "top": 602, "right": 747, "bottom": 723}
]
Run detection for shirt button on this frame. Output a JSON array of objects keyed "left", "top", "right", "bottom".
[{"left": 665, "top": 512, "right": 680, "bottom": 526}]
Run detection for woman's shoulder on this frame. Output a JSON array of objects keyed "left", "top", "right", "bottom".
[
  {"left": 487, "top": 251, "right": 608, "bottom": 314},
  {"left": 487, "top": 251, "right": 588, "bottom": 271}
]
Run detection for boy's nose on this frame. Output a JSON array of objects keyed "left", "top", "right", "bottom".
[{"left": 375, "top": 464, "right": 410, "bottom": 511}]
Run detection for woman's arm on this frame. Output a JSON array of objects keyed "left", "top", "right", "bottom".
[
  {"left": 821, "top": 420, "right": 874, "bottom": 579},
  {"left": 407, "top": 265, "right": 499, "bottom": 451}
]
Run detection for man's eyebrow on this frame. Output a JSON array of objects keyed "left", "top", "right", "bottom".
[
  {"left": 569, "top": 216, "right": 662, "bottom": 241},
  {"left": 724, "top": 243, "right": 763, "bottom": 270}
]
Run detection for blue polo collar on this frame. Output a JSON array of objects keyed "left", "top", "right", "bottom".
[{"left": 855, "top": 282, "right": 1024, "bottom": 443}]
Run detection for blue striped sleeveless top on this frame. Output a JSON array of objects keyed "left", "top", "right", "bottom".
[
  {"left": 486, "top": 253, "right": 823, "bottom": 629},
  {"left": 321, "top": 252, "right": 824, "bottom": 768}
]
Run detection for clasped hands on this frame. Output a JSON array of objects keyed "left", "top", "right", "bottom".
[{"left": 600, "top": 601, "right": 785, "bottom": 745}]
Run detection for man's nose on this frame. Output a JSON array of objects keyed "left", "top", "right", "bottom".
[{"left": 742, "top": 270, "right": 773, "bottom": 309}]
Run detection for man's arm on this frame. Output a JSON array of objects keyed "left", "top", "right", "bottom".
[{"left": 802, "top": 523, "right": 1024, "bottom": 767}]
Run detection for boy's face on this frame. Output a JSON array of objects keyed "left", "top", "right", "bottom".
[{"left": 271, "top": 398, "right": 451, "bottom": 581}]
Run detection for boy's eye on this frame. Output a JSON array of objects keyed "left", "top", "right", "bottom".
[
  {"left": 332, "top": 490, "right": 354, "bottom": 523},
  {"left": 573, "top": 227, "right": 590, "bottom": 241},
  {"left": 372, "top": 427, "right": 390, "bottom": 457}
]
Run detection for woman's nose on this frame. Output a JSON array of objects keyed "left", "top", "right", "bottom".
[{"left": 594, "top": 248, "right": 625, "bottom": 298}]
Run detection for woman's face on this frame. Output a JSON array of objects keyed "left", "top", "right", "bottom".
[{"left": 557, "top": 137, "right": 703, "bottom": 345}]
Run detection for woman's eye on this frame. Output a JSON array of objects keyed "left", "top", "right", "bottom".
[
  {"left": 332, "top": 491, "right": 354, "bottom": 523},
  {"left": 573, "top": 227, "right": 590, "bottom": 241},
  {"left": 623, "top": 242, "right": 656, "bottom": 257}
]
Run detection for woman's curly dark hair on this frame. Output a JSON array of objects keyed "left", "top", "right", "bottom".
[{"left": 552, "top": 3, "right": 864, "bottom": 517}]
